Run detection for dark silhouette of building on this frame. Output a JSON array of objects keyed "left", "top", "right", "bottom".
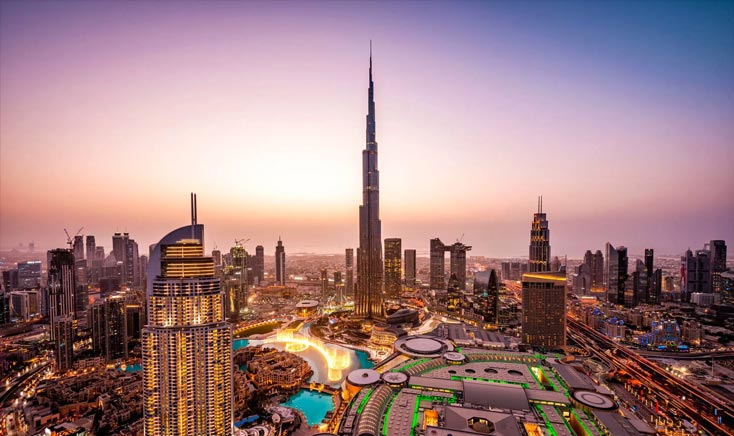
[
  {"left": 53, "top": 316, "right": 74, "bottom": 372},
  {"left": 684, "top": 248, "right": 711, "bottom": 299},
  {"left": 255, "top": 245, "right": 265, "bottom": 284},
  {"left": 355, "top": 47, "right": 384, "bottom": 320},
  {"left": 86, "top": 235, "right": 96, "bottom": 268},
  {"left": 384, "top": 238, "right": 402, "bottom": 299},
  {"left": 710, "top": 240, "right": 727, "bottom": 294},
  {"left": 449, "top": 242, "right": 472, "bottom": 291},
  {"left": 321, "top": 268, "right": 329, "bottom": 301},
  {"left": 473, "top": 269, "right": 499, "bottom": 325},
  {"left": 605, "top": 243, "right": 628, "bottom": 305},
  {"left": 90, "top": 296, "right": 128, "bottom": 362},
  {"left": 430, "top": 238, "right": 446, "bottom": 289},
  {"left": 404, "top": 249, "right": 416, "bottom": 287},
  {"left": 48, "top": 248, "right": 76, "bottom": 340}
]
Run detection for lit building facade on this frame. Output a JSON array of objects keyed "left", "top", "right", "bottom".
[
  {"left": 522, "top": 271, "right": 566, "bottom": 349},
  {"left": 710, "top": 240, "right": 727, "bottom": 294},
  {"left": 430, "top": 238, "right": 446, "bottom": 289},
  {"left": 142, "top": 208, "right": 232, "bottom": 436},
  {"left": 355, "top": 50, "right": 384, "bottom": 319},
  {"left": 528, "top": 197, "right": 551, "bottom": 273},
  {"left": 275, "top": 238, "right": 286, "bottom": 286},
  {"left": 48, "top": 248, "right": 76, "bottom": 340},
  {"left": 384, "top": 238, "right": 402, "bottom": 300},
  {"left": 90, "top": 295, "right": 128, "bottom": 362}
]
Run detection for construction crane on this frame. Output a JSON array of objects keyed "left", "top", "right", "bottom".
[
  {"left": 63, "top": 227, "right": 84, "bottom": 249},
  {"left": 234, "top": 238, "right": 250, "bottom": 248},
  {"left": 457, "top": 233, "right": 465, "bottom": 244}
]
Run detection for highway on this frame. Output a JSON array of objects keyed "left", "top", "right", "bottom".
[
  {"left": 568, "top": 318, "right": 732, "bottom": 435},
  {"left": 0, "top": 362, "right": 49, "bottom": 406}
]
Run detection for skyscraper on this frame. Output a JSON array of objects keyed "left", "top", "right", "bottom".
[
  {"left": 355, "top": 47, "right": 384, "bottom": 320},
  {"left": 473, "top": 269, "right": 499, "bottom": 325},
  {"left": 255, "top": 245, "right": 265, "bottom": 284},
  {"left": 591, "top": 250, "right": 604, "bottom": 289},
  {"left": 86, "top": 235, "right": 96, "bottom": 268},
  {"left": 345, "top": 248, "right": 354, "bottom": 298},
  {"left": 404, "top": 249, "right": 416, "bottom": 287},
  {"left": 275, "top": 237, "right": 286, "bottom": 286},
  {"left": 73, "top": 235, "right": 85, "bottom": 262},
  {"left": 684, "top": 248, "right": 711, "bottom": 299},
  {"left": 521, "top": 271, "right": 566, "bottom": 349},
  {"left": 384, "top": 238, "right": 402, "bottom": 300},
  {"left": 528, "top": 196, "right": 551, "bottom": 273},
  {"left": 605, "top": 243, "right": 628, "bottom": 305},
  {"left": 17, "top": 260, "right": 42, "bottom": 289},
  {"left": 430, "top": 238, "right": 446, "bottom": 289},
  {"left": 710, "top": 240, "right": 727, "bottom": 294},
  {"left": 48, "top": 248, "right": 76, "bottom": 340},
  {"left": 53, "top": 316, "right": 75, "bottom": 372},
  {"left": 449, "top": 242, "right": 472, "bottom": 291},
  {"left": 142, "top": 196, "right": 232, "bottom": 436},
  {"left": 321, "top": 268, "right": 329, "bottom": 301},
  {"left": 90, "top": 295, "right": 128, "bottom": 362}
]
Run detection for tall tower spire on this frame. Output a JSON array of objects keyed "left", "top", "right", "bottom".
[{"left": 356, "top": 43, "right": 384, "bottom": 319}]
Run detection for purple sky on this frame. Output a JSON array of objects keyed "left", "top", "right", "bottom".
[{"left": 1, "top": 1, "right": 732, "bottom": 258}]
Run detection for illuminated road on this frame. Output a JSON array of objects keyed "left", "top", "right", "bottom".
[
  {"left": 262, "top": 330, "right": 351, "bottom": 381},
  {"left": 568, "top": 318, "right": 732, "bottom": 435}
]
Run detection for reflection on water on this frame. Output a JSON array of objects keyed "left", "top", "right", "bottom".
[{"left": 282, "top": 389, "right": 334, "bottom": 426}]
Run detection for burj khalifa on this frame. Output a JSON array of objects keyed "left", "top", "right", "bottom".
[{"left": 355, "top": 46, "right": 384, "bottom": 320}]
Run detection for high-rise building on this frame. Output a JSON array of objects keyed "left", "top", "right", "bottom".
[
  {"left": 528, "top": 196, "right": 551, "bottom": 273},
  {"left": 384, "top": 238, "right": 402, "bottom": 299},
  {"left": 142, "top": 196, "right": 232, "bottom": 436},
  {"left": 710, "top": 240, "right": 727, "bottom": 294},
  {"left": 430, "top": 238, "right": 446, "bottom": 289},
  {"left": 48, "top": 249, "right": 76, "bottom": 340},
  {"left": 404, "top": 249, "right": 416, "bottom": 287},
  {"left": 212, "top": 249, "right": 222, "bottom": 266},
  {"left": 449, "top": 242, "right": 472, "bottom": 291},
  {"left": 126, "top": 238, "right": 140, "bottom": 287},
  {"left": 345, "top": 248, "right": 354, "bottom": 298},
  {"left": 521, "top": 271, "right": 566, "bottom": 349},
  {"left": 0, "top": 291, "right": 10, "bottom": 325},
  {"left": 17, "top": 260, "right": 42, "bottom": 289},
  {"left": 683, "top": 248, "right": 711, "bottom": 299},
  {"left": 73, "top": 235, "right": 85, "bottom": 262},
  {"left": 275, "top": 237, "right": 286, "bottom": 286},
  {"left": 86, "top": 235, "right": 96, "bottom": 267},
  {"left": 355, "top": 49, "right": 384, "bottom": 320},
  {"left": 334, "top": 271, "right": 343, "bottom": 304},
  {"left": 90, "top": 296, "right": 128, "bottom": 362},
  {"left": 605, "top": 243, "right": 628, "bottom": 305},
  {"left": 53, "top": 316, "right": 75, "bottom": 372},
  {"left": 591, "top": 250, "right": 604, "bottom": 289},
  {"left": 321, "top": 268, "right": 329, "bottom": 301},
  {"left": 255, "top": 245, "right": 265, "bottom": 284},
  {"left": 473, "top": 269, "right": 499, "bottom": 325}
]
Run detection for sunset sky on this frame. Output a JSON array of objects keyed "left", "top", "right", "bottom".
[{"left": 1, "top": 1, "right": 733, "bottom": 258}]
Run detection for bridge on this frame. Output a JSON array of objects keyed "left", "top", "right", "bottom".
[
  {"left": 262, "top": 330, "right": 351, "bottom": 382},
  {"left": 301, "top": 381, "right": 338, "bottom": 395}
]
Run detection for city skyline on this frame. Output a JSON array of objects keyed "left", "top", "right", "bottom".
[{"left": 2, "top": 1, "right": 733, "bottom": 257}]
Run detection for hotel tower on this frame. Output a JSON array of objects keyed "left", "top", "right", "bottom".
[
  {"left": 142, "top": 194, "right": 232, "bottom": 435},
  {"left": 355, "top": 46, "right": 385, "bottom": 319}
]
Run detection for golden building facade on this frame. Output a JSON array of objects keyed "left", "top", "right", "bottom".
[{"left": 143, "top": 230, "right": 232, "bottom": 436}]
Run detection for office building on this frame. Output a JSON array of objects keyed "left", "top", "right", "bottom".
[
  {"left": 404, "top": 249, "right": 416, "bottom": 287},
  {"left": 684, "top": 248, "right": 711, "bottom": 299},
  {"left": 90, "top": 296, "right": 128, "bottom": 362},
  {"left": 334, "top": 271, "right": 343, "bottom": 304},
  {"left": 275, "top": 237, "right": 286, "bottom": 285},
  {"left": 605, "top": 243, "right": 628, "bottom": 306},
  {"left": 355, "top": 49, "right": 384, "bottom": 320},
  {"left": 384, "top": 238, "right": 402, "bottom": 299},
  {"left": 449, "top": 242, "right": 472, "bottom": 291},
  {"left": 473, "top": 269, "right": 499, "bottom": 325},
  {"left": 48, "top": 249, "right": 76, "bottom": 340},
  {"left": 0, "top": 291, "right": 10, "bottom": 325},
  {"left": 528, "top": 196, "right": 551, "bottom": 273},
  {"left": 522, "top": 271, "right": 566, "bottom": 349},
  {"left": 591, "top": 250, "right": 604, "bottom": 289},
  {"left": 345, "top": 248, "right": 354, "bottom": 298},
  {"left": 17, "top": 260, "right": 42, "bottom": 289},
  {"left": 255, "top": 245, "right": 265, "bottom": 284},
  {"left": 142, "top": 196, "right": 233, "bottom": 436},
  {"left": 86, "top": 235, "right": 96, "bottom": 267},
  {"left": 710, "top": 240, "right": 727, "bottom": 294},
  {"left": 73, "top": 235, "right": 85, "bottom": 261},
  {"left": 53, "top": 316, "right": 75, "bottom": 372},
  {"left": 430, "top": 238, "right": 446, "bottom": 289}
]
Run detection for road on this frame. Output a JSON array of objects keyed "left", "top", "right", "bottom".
[
  {"left": 0, "top": 362, "right": 49, "bottom": 406},
  {"left": 569, "top": 317, "right": 732, "bottom": 435}
]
